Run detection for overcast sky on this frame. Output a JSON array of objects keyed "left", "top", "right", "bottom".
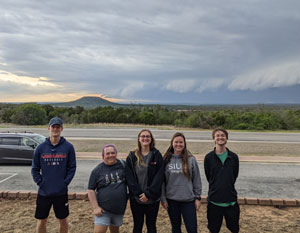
[{"left": 1, "top": 0, "right": 300, "bottom": 104}]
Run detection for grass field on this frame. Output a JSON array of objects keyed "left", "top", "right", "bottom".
[{"left": 69, "top": 139, "right": 300, "bottom": 157}]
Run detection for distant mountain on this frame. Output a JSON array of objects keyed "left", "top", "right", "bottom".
[
  {"left": 51, "top": 96, "right": 122, "bottom": 109},
  {"left": 49, "top": 96, "right": 300, "bottom": 110},
  {"left": 2, "top": 96, "right": 300, "bottom": 111}
]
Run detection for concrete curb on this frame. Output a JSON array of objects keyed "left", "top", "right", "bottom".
[{"left": 1, "top": 190, "right": 299, "bottom": 207}]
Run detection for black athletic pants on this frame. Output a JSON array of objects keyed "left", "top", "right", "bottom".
[{"left": 207, "top": 202, "right": 240, "bottom": 233}]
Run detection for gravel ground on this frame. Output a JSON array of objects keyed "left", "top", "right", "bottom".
[{"left": 1, "top": 199, "right": 300, "bottom": 233}]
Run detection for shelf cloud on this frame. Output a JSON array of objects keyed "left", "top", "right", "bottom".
[{"left": 1, "top": 0, "right": 300, "bottom": 103}]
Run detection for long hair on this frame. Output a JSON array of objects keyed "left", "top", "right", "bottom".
[
  {"left": 163, "top": 132, "right": 191, "bottom": 179},
  {"left": 135, "top": 129, "right": 155, "bottom": 166}
]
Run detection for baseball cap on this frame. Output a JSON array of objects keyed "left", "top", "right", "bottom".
[{"left": 49, "top": 117, "right": 63, "bottom": 126}]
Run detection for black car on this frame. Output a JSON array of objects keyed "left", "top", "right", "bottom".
[{"left": 0, "top": 132, "right": 46, "bottom": 165}]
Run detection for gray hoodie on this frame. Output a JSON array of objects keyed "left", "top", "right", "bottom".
[{"left": 161, "top": 154, "right": 202, "bottom": 203}]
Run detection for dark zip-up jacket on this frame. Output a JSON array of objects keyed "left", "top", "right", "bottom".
[
  {"left": 204, "top": 148, "right": 239, "bottom": 203},
  {"left": 31, "top": 137, "right": 76, "bottom": 197},
  {"left": 125, "top": 148, "right": 164, "bottom": 201}
]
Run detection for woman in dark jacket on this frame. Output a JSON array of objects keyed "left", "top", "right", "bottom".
[{"left": 125, "top": 129, "right": 164, "bottom": 233}]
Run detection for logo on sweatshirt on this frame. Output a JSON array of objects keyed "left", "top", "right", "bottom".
[
  {"left": 168, "top": 163, "right": 183, "bottom": 174},
  {"left": 41, "top": 154, "right": 67, "bottom": 159},
  {"left": 42, "top": 153, "right": 66, "bottom": 166}
]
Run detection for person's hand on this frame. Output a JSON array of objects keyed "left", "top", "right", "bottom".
[
  {"left": 139, "top": 193, "right": 148, "bottom": 203},
  {"left": 93, "top": 206, "right": 104, "bottom": 216},
  {"left": 161, "top": 201, "right": 168, "bottom": 210},
  {"left": 195, "top": 199, "right": 201, "bottom": 211}
]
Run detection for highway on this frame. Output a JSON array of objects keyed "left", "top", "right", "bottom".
[
  {"left": 1, "top": 127, "right": 299, "bottom": 199},
  {"left": 2, "top": 127, "right": 300, "bottom": 142},
  {"left": 0, "top": 160, "right": 299, "bottom": 199}
]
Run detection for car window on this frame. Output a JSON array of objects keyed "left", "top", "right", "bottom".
[
  {"left": 21, "top": 137, "right": 36, "bottom": 147},
  {"left": 1, "top": 137, "right": 21, "bottom": 146},
  {"left": 31, "top": 135, "right": 46, "bottom": 144}
]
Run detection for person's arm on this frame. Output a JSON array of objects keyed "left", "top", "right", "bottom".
[
  {"left": 195, "top": 199, "right": 201, "bottom": 211},
  {"left": 31, "top": 146, "right": 42, "bottom": 185},
  {"left": 191, "top": 156, "right": 202, "bottom": 211},
  {"left": 160, "top": 181, "right": 167, "bottom": 203},
  {"left": 191, "top": 156, "right": 202, "bottom": 199},
  {"left": 64, "top": 145, "right": 76, "bottom": 185},
  {"left": 204, "top": 154, "right": 211, "bottom": 182},
  {"left": 144, "top": 151, "right": 164, "bottom": 200},
  {"left": 125, "top": 153, "right": 143, "bottom": 197},
  {"left": 160, "top": 181, "right": 168, "bottom": 210},
  {"left": 87, "top": 190, "right": 104, "bottom": 216},
  {"left": 233, "top": 155, "right": 239, "bottom": 182},
  {"left": 87, "top": 168, "right": 104, "bottom": 216}
]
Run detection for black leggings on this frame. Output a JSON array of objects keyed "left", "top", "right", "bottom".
[{"left": 129, "top": 197, "right": 160, "bottom": 233}]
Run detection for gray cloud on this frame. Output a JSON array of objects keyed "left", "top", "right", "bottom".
[
  {"left": 229, "top": 61, "right": 300, "bottom": 91},
  {"left": 1, "top": 0, "right": 300, "bottom": 103}
]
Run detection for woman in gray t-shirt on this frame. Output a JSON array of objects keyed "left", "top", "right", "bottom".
[{"left": 88, "top": 144, "right": 127, "bottom": 233}]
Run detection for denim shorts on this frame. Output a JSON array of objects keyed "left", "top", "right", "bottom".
[{"left": 94, "top": 211, "right": 124, "bottom": 227}]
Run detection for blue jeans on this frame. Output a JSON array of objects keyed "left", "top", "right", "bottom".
[{"left": 167, "top": 199, "right": 197, "bottom": 233}]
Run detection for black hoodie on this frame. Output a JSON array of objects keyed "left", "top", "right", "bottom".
[
  {"left": 204, "top": 148, "right": 239, "bottom": 203},
  {"left": 125, "top": 148, "right": 164, "bottom": 201}
]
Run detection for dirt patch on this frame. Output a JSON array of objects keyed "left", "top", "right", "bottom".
[{"left": 1, "top": 199, "right": 300, "bottom": 233}]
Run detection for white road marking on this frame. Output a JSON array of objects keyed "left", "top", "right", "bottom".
[{"left": 0, "top": 173, "right": 18, "bottom": 184}]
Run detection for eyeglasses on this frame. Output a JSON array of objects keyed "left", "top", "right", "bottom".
[{"left": 139, "top": 135, "right": 151, "bottom": 139}]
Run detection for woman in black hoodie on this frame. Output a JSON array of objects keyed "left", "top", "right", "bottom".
[{"left": 125, "top": 129, "right": 164, "bottom": 233}]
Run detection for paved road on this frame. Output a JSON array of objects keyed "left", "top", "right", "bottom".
[
  {"left": 1, "top": 160, "right": 299, "bottom": 199},
  {"left": 2, "top": 127, "right": 300, "bottom": 142}
]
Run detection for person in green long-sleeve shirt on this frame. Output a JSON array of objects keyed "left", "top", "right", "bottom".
[{"left": 204, "top": 128, "right": 240, "bottom": 233}]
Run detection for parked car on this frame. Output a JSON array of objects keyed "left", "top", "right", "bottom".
[{"left": 0, "top": 132, "right": 46, "bottom": 165}]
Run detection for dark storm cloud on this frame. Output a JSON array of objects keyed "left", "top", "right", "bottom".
[{"left": 1, "top": 0, "right": 300, "bottom": 103}]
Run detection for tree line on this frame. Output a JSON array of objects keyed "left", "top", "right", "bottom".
[{"left": 0, "top": 103, "right": 300, "bottom": 130}]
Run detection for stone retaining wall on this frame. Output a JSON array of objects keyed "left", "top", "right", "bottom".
[{"left": 1, "top": 190, "right": 299, "bottom": 207}]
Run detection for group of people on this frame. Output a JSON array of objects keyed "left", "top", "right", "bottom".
[{"left": 31, "top": 117, "right": 240, "bottom": 233}]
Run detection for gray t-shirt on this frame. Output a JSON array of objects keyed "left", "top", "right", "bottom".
[
  {"left": 88, "top": 160, "right": 127, "bottom": 215},
  {"left": 134, "top": 152, "right": 154, "bottom": 204}
]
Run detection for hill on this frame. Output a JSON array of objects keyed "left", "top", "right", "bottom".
[
  {"left": 52, "top": 96, "right": 121, "bottom": 109},
  {"left": 50, "top": 96, "right": 300, "bottom": 111}
]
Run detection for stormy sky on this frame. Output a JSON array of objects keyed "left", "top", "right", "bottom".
[{"left": 1, "top": 0, "right": 300, "bottom": 104}]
